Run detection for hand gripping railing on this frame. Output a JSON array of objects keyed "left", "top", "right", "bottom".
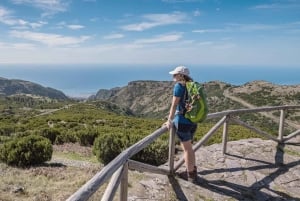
[{"left": 67, "top": 105, "right": 300, "bottom": 201}]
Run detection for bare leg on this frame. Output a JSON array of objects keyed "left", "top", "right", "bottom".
[{"left": 181, "top": 140, "right": 195, "bottom": 172}]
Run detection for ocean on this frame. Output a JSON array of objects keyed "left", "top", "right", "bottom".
[{"left": 0, "top": 64, "right": 299, "bottom": 98}]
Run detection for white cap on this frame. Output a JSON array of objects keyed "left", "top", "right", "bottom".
[{"left": 169, "top": 65, "right": 190, "bottom": 77}]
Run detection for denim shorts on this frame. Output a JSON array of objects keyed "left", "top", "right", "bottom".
[{"left": 174, "top": 122, "right": 197, "bottom": 142}]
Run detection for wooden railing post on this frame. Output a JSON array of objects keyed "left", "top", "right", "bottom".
[
  {"left": 222, "top": 116, "right": 229, "bottom": 155},
  {"left": 120, "top": 162, "right": 128, "bottom": 201},
  {"left": 278, "top": 109, "right": 285, "bottom": 142},
  {"left": 168, "top": 125, "right": 176, "bottom": 175}
]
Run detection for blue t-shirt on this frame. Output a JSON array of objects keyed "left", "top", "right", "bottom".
[{"left": 173, "top": 82, "right": 194, "bottom": 125}]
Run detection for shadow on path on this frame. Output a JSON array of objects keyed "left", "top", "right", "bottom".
[
  {"left": 195, "top": 158, "right": 300, "bottom": 201},
  {"left": 168, "top": 175, "right": 189, "bottom": 201},
  {"left": 169, "top": 142, "right": 300, "bottom": 200}
]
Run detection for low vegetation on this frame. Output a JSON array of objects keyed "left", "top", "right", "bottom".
[
  {"left": 0, "top": 96, "right": 263, "bottom": 166},
  {"left": 0, "top": 135, "right": 52, "bottom": 167}
]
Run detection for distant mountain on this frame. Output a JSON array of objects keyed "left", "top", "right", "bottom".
[
  {"left": 89, "top": 80, "right": 300, "bottom": 119},
  {"left": 89, "top": 80, "right": 234, "bottom": 118},
  {"left": 90, "top": 80, "right": 174, "bottom": 118},
  {"left": 0, "top": 77, "right": 68, "bottom": 100}
]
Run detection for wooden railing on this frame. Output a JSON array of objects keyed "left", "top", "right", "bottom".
[{"left": 67, "top": 105, "right": 300, "bottom": 201}]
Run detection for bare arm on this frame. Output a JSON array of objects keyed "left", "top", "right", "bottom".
[{"left": 165, "top": 96, "right": 180, "bottom": 130}]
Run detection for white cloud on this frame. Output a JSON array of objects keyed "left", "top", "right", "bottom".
[
  {"left": 11, "top": 0, "right": 69, "bottom": 16},
  {"left": 0, "top": 41, "right": 36, "bottom": 49},
  {"left": 103, "top": 34, "right": 124, "bottom": 39},
  {"left": 12, "top": 20, "right": 47, "bottom": 29},
  {"left": 55, "top": 22, "right": 85, "bottom": 30},
  {"left": 67, "top": 25, "right": 85, "bottom": 30},
  {"left": 89, "top": 17, "right": 99, "bottom": 22},
  {"left": 144, "top": 12, "right": 187, "bottom": 24},
  {"left": 252, "top": 2, "right": 300, "bottom": 10},
  {"left": 211, "top": 42, "right": 236, "bottom": 50},
  {"left": 0, "top": 6, "right": 20, "bottom": 26},
  {"left": 229, "top": 23, "right": 278, "bottom": 32},
  {"left": 193, "top": 22, "right": 300, "bottom": 34},
  {"left": 9, "top": 30, "right": 90, "bottom": 47},
  {"left": 0, "top": 40, "right": 299, "bottom": 67},
  {"left": 193, "top": 29, "right": 227, "bottom": 33},
  {"left": 134, "top": 33, "right": 182, "bottom": 44},
  {"left": 193, "top": 24, "right": 275, "bottom": 34},
  {"left": 121, "top": 12, "right": 188, "bottom": 31},
  {"left": 196, "top": 41, "right": 214, "bottom": 46},
  {"left": 0, "top": 6, "right": 11, "bottom": 16},
  {"left": 122, "top": 22, "right": 155, "bottom": 32},
  {"left": 162, "top": 0, "right": 202, "bottom": 3},
  {"left": 0, "top": 6, "right": 47, "bottom": 29},
  {"left": 29, "top": 21, "right": 48, "bottom": 29},
  {"left": 193, "top": 9, "right": 201, "bottom": 17}
]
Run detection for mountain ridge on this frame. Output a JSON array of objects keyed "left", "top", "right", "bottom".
[
  {"left": 90, "top": 80, "right": 300, "bottom": 119},
  {"left": 0, "top": 77, "right": 68, "bottom": 100}
]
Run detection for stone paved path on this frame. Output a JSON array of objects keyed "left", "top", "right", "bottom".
[{"left": 129, "top": 136, "right": 300, "bottom": 201}]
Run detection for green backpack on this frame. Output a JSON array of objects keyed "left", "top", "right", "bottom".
[{"left": 184, "top": 82, "right": 208, "bottom": 123}]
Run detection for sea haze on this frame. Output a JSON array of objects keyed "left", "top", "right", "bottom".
[{"left": 0, "top": 64, "right": 299, "bottom": 98}]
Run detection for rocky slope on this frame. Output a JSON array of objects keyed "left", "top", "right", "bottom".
[
  {"left": 90, "top": 80, "right": 300, "bottom": 119},
  {"left": 91, "top": 80, "right": 175, "bottom": 118}
]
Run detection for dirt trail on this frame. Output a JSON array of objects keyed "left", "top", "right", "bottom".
[
  {"left": 223, "top": 89, "right": 300, "bottom": 129},
  {"left": 34, "top": 104, "right": 73, "bottom": 117}
]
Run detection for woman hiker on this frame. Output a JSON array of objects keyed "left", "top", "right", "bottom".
[{"left": 164, "top": 65, "right": 198, "bottom": 183}]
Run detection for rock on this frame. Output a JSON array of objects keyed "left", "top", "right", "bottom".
[
  {"left": 129, "top": 138, "right": 300, "bottom": 200},
  {"left": 12, "top": 186, "right": 25, "bottom": 194}
]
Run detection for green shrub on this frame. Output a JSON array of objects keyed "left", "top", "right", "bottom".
[
  {"left": 41, "top": 128, "right": 60, "bottom": 144},
  {"left": 133, "top": 138, "right": 169, "bottom": 165},
  {"left": 92, "top": 132, "right": 168, "bottom": 166},
  {"left": 54, "top": 131, "right": 78, "bottom": 144},
  {"left": 76, "top": 129, "right": 99, "bottom": 146},
  {"left": 93, "top": 133, "right": 126, "bottom": 165},
  {"left": 0, "top": 125, "right": 14, "bottom": 136},
  {"left": 0, "top": 135, "right": 52, "bottom": 167}
]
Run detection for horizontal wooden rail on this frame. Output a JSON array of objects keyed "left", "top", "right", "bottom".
[
  {"left": 284, "top": 129, "right": 300, "bottom": 141},
  {"left": 207, "top": 105, "right": 299, "bottom": 119},
  {"left": 231, "top": 118, "right": 280, "bottom": 142},
  {"left": 128, "top": 160, "right": 169, "bottom": 175}
]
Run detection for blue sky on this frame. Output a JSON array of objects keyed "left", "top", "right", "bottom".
[{"left": 0, "top": 0, "right": 300, "bottom": 67}]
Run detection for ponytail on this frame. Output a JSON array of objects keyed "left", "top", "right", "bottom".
[
  {"left": 183, "top": 75, "right": 193, "bottom": 82},
  {"left": 177, "top": 74, "right": 193, "bottom": 82}
]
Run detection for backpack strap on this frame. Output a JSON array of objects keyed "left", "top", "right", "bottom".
[{"left": 181, "top": 84, "right": 188, "bottom": 115}]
